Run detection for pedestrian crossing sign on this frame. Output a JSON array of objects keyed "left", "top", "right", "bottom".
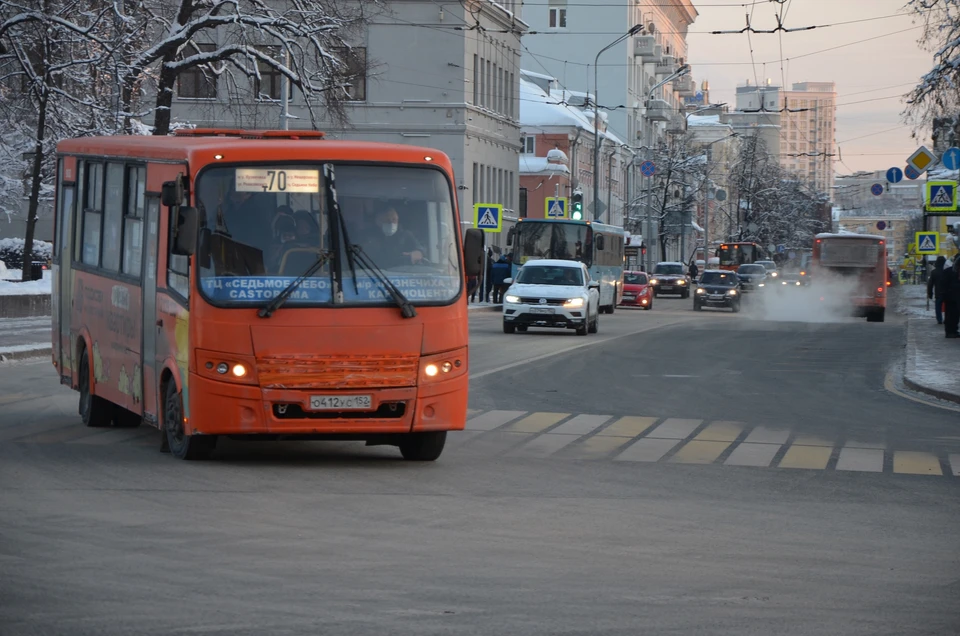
[
  {"left": 545, "top": 197, "right": 568, "bottom": 219},
  {"left": 915, "top": 231, "right": 939, "bottom": 255},
  {"left": 473, "top": 203, "right": 502, "bottom": 233},
  {"left": 925, "top": 181, "right": 958, "bottom": 212}
]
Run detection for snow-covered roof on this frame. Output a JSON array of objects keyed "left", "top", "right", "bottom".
[
  {"left": 519, "top": 155, "right": 570, "bottom": 176},
  {"left": 816, "top": 232, "right": 884, "bottom": 240},
  {"left": 519, "top": 74, "right": 624, "bottom": 145},
  {"left": 520, "top": 69, "right": 556, "bottom": 82},
  {"left": 687, "top": 115, "right": 721, "bottom": 127}
]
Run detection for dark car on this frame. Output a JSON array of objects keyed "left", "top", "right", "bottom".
[
  {"left": 650, "top": 262, "right": 691, "bottom": 298},
  {"left": 736, "top": 263, "right": 767, "bottom": 292},
  {"left": 694, "top": 270, "right": 741, "bottom": 312}
]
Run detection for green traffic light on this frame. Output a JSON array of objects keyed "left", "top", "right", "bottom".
[{"left": 572, "top": 211, "right": 583, "bottom": 220}]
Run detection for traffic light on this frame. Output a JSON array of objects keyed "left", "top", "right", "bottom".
[
  {"left": 640, "top": 242, "right": 647, "bottom": 257},
  {"left": 571, "top": 191, "right": 583, "bottom": 220}
]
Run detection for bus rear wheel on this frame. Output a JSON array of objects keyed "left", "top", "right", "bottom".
[
  {"left": 78, "top": 349, "right": 113, "bottom": 428},
  {"left": 399, "top": 431, "right": 446, "bottom": 461},
  {"left": 163, "top": 381, "right": 217, "bottom": 460}
]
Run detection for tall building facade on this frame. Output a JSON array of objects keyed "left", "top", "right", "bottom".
[{"left": 779, "top": 82, "right": 836, "bottom": 195}]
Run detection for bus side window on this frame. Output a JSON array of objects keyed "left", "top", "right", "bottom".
[
  {"left": 595, "top": 233, "right": 605, "bottom": 252},
  {"left": 167, "top": 199, "right": 190, "bottom": 301}
]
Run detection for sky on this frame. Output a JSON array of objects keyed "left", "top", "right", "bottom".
[{"left": 685, "top": 0, "right": 932, "bottom": 176}]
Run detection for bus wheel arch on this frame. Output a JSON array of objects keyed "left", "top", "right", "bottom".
[
  {"left": 160, "top": 364, "right": 216, "bottom": 460},
  {"left": 76, "top": 336, "right": 112, "bottom": 428}
]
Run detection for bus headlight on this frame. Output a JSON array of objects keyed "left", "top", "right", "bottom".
[
  {"left": 198, "top": 350, "right": 258, "bottom": 385},
  {"left": 420, "top": 348, "right": 467, "bottom": 383},
  {"left": 564, "top": 297, "right": 585, "bottom": 308},
  {"left": 504, "top": 294, "right": 520, "bottom": 304}
]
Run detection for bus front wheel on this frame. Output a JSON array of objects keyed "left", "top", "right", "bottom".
[
  {"left": 163, "top": 381, "right": 217, "bottom": 460},
  {"left": 399, "top": 431, "right": 446, "bottom": 461}
]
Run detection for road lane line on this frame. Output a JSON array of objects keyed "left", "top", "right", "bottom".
[
  {"left": 570, "top": 435, "right": 635, "bottom": 459},
  {"left": 724, "top": 442, "right": 780, "bottom": 468},
  {"left": 507, "top": 412, "right": 568, "bottom": 433},
  {"left": 550, "top": 414, "right": 611, "bottom": 436},
  {"left": 835, "top": 447, "right": 884, "bottom": 473},
  {"left": 743, "top": 426, "right": 790, "bottom": 445},
  {"left": 647, "top": 418, "right": 701, "bottom": 440},
  {"left": 892, "top": 451, "right": 943, "bottom": 476},
  {"left": 466, "top": 410, "right": 526, "bottom": 431},
  {"left": 508, "top": 433, "right": 581, "bottom": 458},
  {"left": 669, "top": 440, "right": 731, "bottom": 464},
  {"left": 949, "top": 454, "right": 960, "bottom": 477},
  {"left": 615, "top": 438, "right": 680, "bottom": 462},
  {"left": 694, "top": 421, "right": 742, "bottom": 442},
  {"left": 471, "top": 319, "right": 695, "bottom": 380},
  {"left": 778, "top": 444, "right": 832, "bottom": 470},
  {"left": 598, "top": 416, "right": 658, "bottom": 437}
]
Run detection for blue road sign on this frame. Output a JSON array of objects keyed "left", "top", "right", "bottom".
[
  {"left": 905, "top": 164, "right": 921, "bottom": 180},
  {"left": 870, "top": 183, "right": 884, "bottom": 196},
  {"left": 776, "top": 244, "right": 785, "bottom": 254},
  {"left": 640, "top": 161, "right": 656, "bottom": 177},
  {"left": 473, "top": 203, "right": 502, "bottom": 232},
  {"left": 886, "top": 167, "right": 903, "bottom": 184},
  {"left": 943, "top": 147, "right": 960, "bottom": 171},
  {"left": 876, "top": 221, "right": 887, "bottom": 231}
]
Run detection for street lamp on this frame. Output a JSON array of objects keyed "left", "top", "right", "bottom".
[{"left": 593, "top": 24, "right": 643, "bottom": 222}]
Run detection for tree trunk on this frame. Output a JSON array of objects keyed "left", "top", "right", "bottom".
[
  {"left": 21, "top": 91, "right": 47, "bottom": 282},
  {"left": 151, "top": 56, "right": 178, "bottom": 136}
]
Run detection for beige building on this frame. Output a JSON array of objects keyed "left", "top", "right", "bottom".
[{"left": 779, "top": 82, "right": 836, "bottom": 195}]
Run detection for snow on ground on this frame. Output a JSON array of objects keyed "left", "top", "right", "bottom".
[{"left": 0, "top": 269, "right": 51, "bottom": 295}]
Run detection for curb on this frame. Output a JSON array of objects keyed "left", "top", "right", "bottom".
[
  {"left": 902, "top": 375, "right": 960, "bottom": 406},
  {"left": 468, "top": 305, "right": 503, "bottom": 312},
  {"left": 0, "top": 345, "right": 51, "bottom": 363}
]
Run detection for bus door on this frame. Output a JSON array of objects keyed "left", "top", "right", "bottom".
[
  {"left": 55, "top": 158, "right": 76, "bottom": 381},
  {"left": 140, "top": 196, "right": 161, "bottom": 423}
]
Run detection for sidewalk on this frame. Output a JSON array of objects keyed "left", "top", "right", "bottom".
[
  {"left": 0, "top": 316, "right": 51, "bottom": 361},
  {"left": 898, "top": 284, "right": 960, "bottom": 404}
]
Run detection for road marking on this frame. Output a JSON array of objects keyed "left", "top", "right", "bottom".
[
  {"left": 616, "top": 437, "right": 679, "bottom": 462},
  {"left": 571, "top": 435, "right": 635, "bottom": 459},
  {"left": 884, "top": 370, "right": 960, "bottom": 413},
  {"left": 647, "top": 418, "right": 701, "bottom": 440},
  {"left": 669, "top": 440, "right": 731, "bottom": 464},
  {"left": 550, "top": 414, "right": 611, "bottom": 436},
  {"left": 779, "top": 444, "right": 832, "bottom": 470},
  {"left": 744, "top": 426, "right": 790, "bottom": 445},
  {"left": 598, "top": 416, "right": 658, "bottom": 437},
  {"left": 508, "top": 433, "right": 580, "bottom": 458},
  {"left": 471, "top": 319, "right": 694, "bottom": 380},
  {"left": 694, "top": 421, "right": 742, "bottom": 442},
  {"left": 892, "top": 451, "right": 943, "bottom": 476},
  {"left": 949, "top": 454, "right": 960, "bottom": 477},
  {"left": 466, "top": 410, "right": 526, "bottom": 431},
  {"left": 844, "top": 439, "right": 886, "bottom": 449},
  {"left": 507, "top": 412, "right": 568, "bottom": 434},
  {"left": 724, "top": 442, "right": 780, "bottom": 468},
  {"left": 835, "top": 447, "right": 884, "bottom": 473},
  {"left": 663, "top": 374, "right": 697, "bottom": 378},
  {"left": 791, "top": 435, "right": 833, "bottom": 447}
]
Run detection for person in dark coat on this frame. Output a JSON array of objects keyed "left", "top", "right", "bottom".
[
  {"left": 943, "top": 258, "right": 960, "bottom": 338},
  {"left": 483, "top": 247, "right": 495, "bottom": 302},
  {"left": 927, "top": 255, "right": 947, "bottom": 325},
  {"left": 491, "top": 255, "right": 511, "bottom": 303}
]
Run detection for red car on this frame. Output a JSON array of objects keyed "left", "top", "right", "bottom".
[{"left": 619, "top": 271, "right": 653, "bottom": 309}]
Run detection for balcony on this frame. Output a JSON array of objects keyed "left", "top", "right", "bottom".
[
  {"left": 674, "top": 75, "right": 696, "bottom": 97},
  {"left": 634, "top": 36, "right": 662, "bottom": 64},
  {"left": 666, "top": 113, "right": 687, "bottom": 133},
  {"left": 645, "top": 98, "right": 672, "bottom": 122},
  {"left": 656, "top": 55, "right": 677, "bottom": 76}
]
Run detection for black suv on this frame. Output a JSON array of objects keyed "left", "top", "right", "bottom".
[
  {"left": 694, "top": 270, "right": 742, "bottom": 312},
  {"left": 736, "top": 263, "right": 767, "bottom": 292},
  {"left": 650, "top": 262, "right": 691, "bottom": 298}
]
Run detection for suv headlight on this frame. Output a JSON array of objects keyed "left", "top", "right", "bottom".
[
  {"left": 696, "top": 288, "right": 705, "bottom": 295},
  {"left": 678, "top": 279, "right": 687, "bottom": 285},
  {"left": 650, "top": 278, "right": 659, "bottom": 285},
  {"left": 564, "top": 297, "right": 585, "bottom": 308},
  {"left": 504, "top": 294, "right": 520, "bottom": 304},
  {"left": 727, "top": 289, "right": 738, "bottom": 296}
]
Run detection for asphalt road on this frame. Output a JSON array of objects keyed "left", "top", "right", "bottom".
[{"left": 1, "top": 293, "right": 958, "bottom": 636}]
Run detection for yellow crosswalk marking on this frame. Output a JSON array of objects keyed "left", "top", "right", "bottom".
[
  {"left": 670, "top": 440, "right": 732, "bottom": 464},
  {"left": 597, "top": 416, "right": 657, "bottom": 437},
  {"left": 779, "top": 444, "right": 832, "bottom": 469},
  {"left": 792, "top": 435, "right": 833, "bottom": 447},
  {"left": 574, "top": 434, "right": 636, "bottom": 459},
  {"left": 893, "top": 451, "right": 942, "bottom": 476},
  {"left": 694, "top": 421, "right": 743, "bottom": 442},
  {"left": 507, "top": 412, "right": 568, "bottom": 433}
]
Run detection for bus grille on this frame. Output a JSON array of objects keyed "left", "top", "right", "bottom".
[{"left": 256, "top": 354, "right": 419, "bottom": 389}]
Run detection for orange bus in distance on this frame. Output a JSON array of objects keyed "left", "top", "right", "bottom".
[
  {"left": 811, "top": 233, "right": 887, "bottom": 322},
  {"left": 51, "top": 129, "right": 483, "bottom": 460},
  {"left": 716, "top": 242, "right": 768, "bottom": 271}
]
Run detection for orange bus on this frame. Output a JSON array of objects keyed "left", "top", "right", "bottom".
[
  {"left": 51, "top": 129, "right": 483, "bottom": 461},
  {"left": 716, "top": 242, "right": 768, "bottom": 271},
  {"left": 811, "top": 233, "right": 887, "bottom": 322}
]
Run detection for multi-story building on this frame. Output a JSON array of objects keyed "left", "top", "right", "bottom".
[
  {"left": 687, "top": 115, "right": 739, "bottom": 254},
  {"left": 779, "top": 82, "right": 837, "bottom": 195},
  {"left": 156, "top": 0, "right": 527, "bottom": 249},
  {"left": 722, "top": 82, "right": 781, "bottom": 159},
  {"left": 833, "top": 170, "right": 925, "bottom": 212},
  {"left": 519, "top": 0, "right": 698, "bottom": 221}
]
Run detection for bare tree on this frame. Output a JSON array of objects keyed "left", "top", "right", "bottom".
[{"left": 905, "top": 0, "right": 960, "bottom": 134}]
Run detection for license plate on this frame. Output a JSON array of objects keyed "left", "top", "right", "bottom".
[
  {"left": 623, "top": 295, "right": 635, "bottom": 300},
  {"left": 709, "top": 295, "right": 723, "bottom": 300},
  {"left": 309, "top": 395, "right": 373, "bottom": 411},
  {"left": 530, "top": 307, "right": 555, "bottom": 314}
]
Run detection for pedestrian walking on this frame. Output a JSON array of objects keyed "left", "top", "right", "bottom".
[
  {"left": 491, "top": 255, "right": 511, "bottom": 303},
  {"left": 927, "top": 255, "right": 947, "bottom": 325},
  {"left": 943, "top": 258, "right": 960, "bottom": 338}
]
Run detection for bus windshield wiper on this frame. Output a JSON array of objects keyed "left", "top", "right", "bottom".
[
  {"left": 258, "top": 250, "right": 333, "bottom": 318},
  {"left": 346, "top": 244, "right": 417, "bottom": 319}
]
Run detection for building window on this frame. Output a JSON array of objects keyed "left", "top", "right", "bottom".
[
  {"left": 472, "top": 162, "right": 479, "bottom": 206},
  {"left": 522, "top": 135, "right": 535, "bottom": 154},
  {"left": 473, "top": 55, "right": 479, "bottom": 104},
  {"left": 549, "top": 7, "right": 567, "bottom": 28},
  {"left": 333, "top": 47, "right": 366, "bottom": 101},
  {"left": 255, "top": 47, "right": 292, "bottom": 101},
  {"left": 177, "top": 43, "right": 218, "bottom": 99}
]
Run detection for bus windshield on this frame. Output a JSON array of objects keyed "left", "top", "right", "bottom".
[
  {"left": 516, "top": 222, "right": 588, "bottom": 264},
  {"left": 819, "top": 239, "right": 881, "bottom": 268},
  {"left": 195, "top": 164, "right": 461, "bottom": 306},
  {"left": 718, "top": 244, "right": 756, "bottom": 266}
]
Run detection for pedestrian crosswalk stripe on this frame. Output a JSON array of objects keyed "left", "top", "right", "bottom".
[
  {"left": 575, "top": 434, "right": 636, "bottom": 458},
  {"left": 778, "top": 444, "right": 832, "bottom": 470},
  {"left": 950, "top": 454, "right": 960, "bottom": 477},
  {"left": 892, "top": 451, "right": 942, "bottom": 476},
  {"left": 551, "top": 414, "right": 610, "bottom": 436},
  {"left": 507, "top": 412, "right": 568, "bottom": 433},
  {"left": 648, "top": 418, "right": 701, "bottom": 439},
  {"left": 836, "top": 447, "right": 884, "bottom": 473},
  {"left": 616, "top": 437, "right": 679, "bottom": 462},
  {"left": 467, "top": 410, "right": 526, "bottom": 431},
  {"left": 791, "top": 435, "right": 833, "bottom": 447},
  {"left": 724, "top": 442, "right": 779, "bottom": 468},
  {"left": 743, "top": 426, "right": 790, "bottom": 445},
  {"left": 694, "top": 421, "right": 742, "bottom": 442},
  {"left": 598, "top": 416, "right": 657, "bottom": 437},
  {"left": 669, "top": 440, "right": 732, "bottom": 465}
]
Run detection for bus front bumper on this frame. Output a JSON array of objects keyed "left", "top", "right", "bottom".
[{"left": 186, "top": 372, "right": 468, "bottom": 437}]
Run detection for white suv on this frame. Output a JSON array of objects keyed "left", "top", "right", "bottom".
[{"left": 502, "top": 259, "right": 600, "bottom": 336}]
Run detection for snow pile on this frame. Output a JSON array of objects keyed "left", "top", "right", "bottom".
[
  {"left": 0, "top": 267, "right": 51, "bottom": 295},
  {"left": 0, "top": 237, "right": 53, "bottom": 267},
  {"left": 0, "top": 260, "right": 7, "bottom": 278}
]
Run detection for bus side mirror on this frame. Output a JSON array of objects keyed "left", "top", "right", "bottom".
[
  {"left": 463, "top": 228, "right": 483, "bottom": 277},
  {"left": 161, "top": 180, "right": 183, "bottom": 207},
  {"left": 173, "top": 206, "right": 199, "bottom": 256},
  {"left": 506, "top": 226, "right": 515, "bottom": 247}
]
